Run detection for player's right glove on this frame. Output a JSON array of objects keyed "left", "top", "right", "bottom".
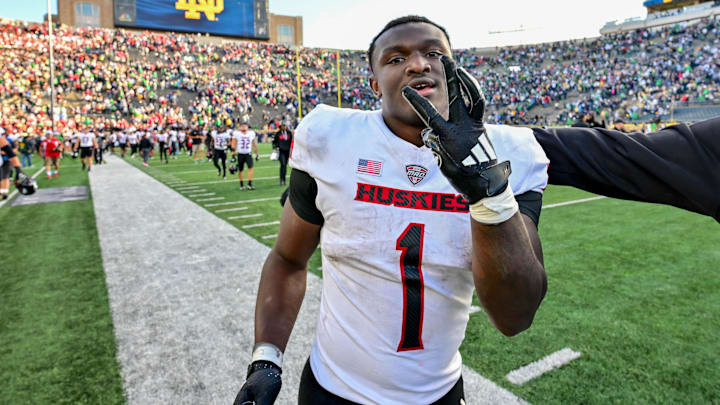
[{"left": 233, "top": 360, "right": 282, "bottom": 405}]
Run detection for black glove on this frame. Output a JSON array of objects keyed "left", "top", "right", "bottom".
[
  {"left": 233, "top": 361, "right": 282, "bottom": 405},
  {"left": 402, "top": 55, "right": 511, "bottom": 204},
  {"left": 255, "top": 154, "right": 259, "bottom": 162}
]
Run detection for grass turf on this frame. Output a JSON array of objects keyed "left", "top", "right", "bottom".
[
  {"left": 124, "top": 144, "right": 720, "bottom": 404},
  {"left": 0, "top": 155, "right": 125, "bottom": 404}
]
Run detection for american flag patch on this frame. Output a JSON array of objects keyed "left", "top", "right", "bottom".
[{"left": 357, "top": 159, "right": 383, "bottom": 176}]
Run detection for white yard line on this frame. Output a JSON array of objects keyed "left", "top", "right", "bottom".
[
  {"left": 242, "top": 220, "right": 280, "bottom": 229},
  {"left": 205, "top": 197, "right": 280, "bottom": 207},
  {"left": 214, "top": 206, "right": 249, "bottom": 213},
  {"left": 470, "top": 306, "right": 483, "bottom": 314},
  {"left": 174, "top": 168, "right": 276, "bottom": 175},
  {"left": 198, "top": 197, "right": 224, "bottom": 202},
  {"left": 261, "top": 234, "right": 278, "bottom": 240},
  {"left": 181, "top": 189, "right": 206, "bottom": 194},
  {"left": 0, "top": 167, "right": 45, "bottom": 209},
  {"left": 543, "top": 196, "right": 606, "bottom": 209},
  {"left": 162, "top": 176, "right": 279, "bottom": 186},
  {"left": 189, "top": 192, "right": 215, "bottom": 197},
  {"left": 228, "top": 213, "right": 263, "bottom": 220},
  {"left": 506, "top": 348, "right": 582, "bottom": 385}
]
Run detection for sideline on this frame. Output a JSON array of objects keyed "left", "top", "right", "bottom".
[{"left": 89, "top": 155, "right": 527, "bottom": 404}]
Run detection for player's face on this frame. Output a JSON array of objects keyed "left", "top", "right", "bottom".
[{"left": 370, "top": 23, "right": 451, "bottom": 129}]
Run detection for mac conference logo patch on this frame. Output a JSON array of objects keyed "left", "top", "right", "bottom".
[{"left": 405, "top": 164, "right": 428, "bottom": 185}]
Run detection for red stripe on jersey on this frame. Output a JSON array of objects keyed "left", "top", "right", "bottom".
[{"left": 354, "top": 183, "right": 469, "bottom": 213}]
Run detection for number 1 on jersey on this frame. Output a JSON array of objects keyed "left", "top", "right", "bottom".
[{"left": 396, "top": 223, "right": 425, "bottom": 351}]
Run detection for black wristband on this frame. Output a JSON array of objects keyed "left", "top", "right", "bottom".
[{"left": 246, "top": 360, "right": 282, "bottom": 379}]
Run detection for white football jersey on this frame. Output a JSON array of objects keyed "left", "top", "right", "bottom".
[
  {"left": 156, "top": 133, "right": 168, "bottom": 143},
  {"left": 290, "top": 105, "right": 549, "bottom": 404},
  {"left": 79, "top": 132, "right": 95, "bottom": 147},
  {"left": 213, "top": 131, "right": 231, "bottom": 150},
  {"left": 127, "top": 133, "right": 138, "bottom": 144},
  {"left": 118, "top": 132, "right": 128, "bottom": 143},
  {"left": 233, "top": 130, "right": 256, "bottom": 154}
]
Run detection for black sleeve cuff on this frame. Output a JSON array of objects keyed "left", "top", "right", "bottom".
[
  {"left": 516, "top": 191, "right": 542, "bottom": 227},
  {"left": 288, "top": 169, "right": 324, "bottom": 226}
]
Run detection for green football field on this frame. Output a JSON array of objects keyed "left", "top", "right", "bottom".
[{"left": 2, "top": 144, "right": 718, "bottom": 404}]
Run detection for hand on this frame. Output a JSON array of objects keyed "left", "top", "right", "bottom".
[
  {"left": 233, "top": 361, "right": 282, "bottom": 405},
  {"left": 402, "top": 55, "right": 511, "bottom": 204},
  {"left": 255, "top": 154, "right": 259, "bottom": 161}
]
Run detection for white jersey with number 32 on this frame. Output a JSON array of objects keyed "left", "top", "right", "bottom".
[
  {"left": 290, "top": 105, "right": 549, "bottom": 405},
  {"left": 233, "top": 130, "right": 255, "bottom": 154}
]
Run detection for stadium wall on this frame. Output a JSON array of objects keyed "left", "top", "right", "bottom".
[{"left": 58, "top": 0, "right": 114, "bottom": 29}]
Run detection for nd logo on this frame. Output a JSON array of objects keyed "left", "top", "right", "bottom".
[{"left": 175, "top": 0, "right": 224, "bottom": 21}]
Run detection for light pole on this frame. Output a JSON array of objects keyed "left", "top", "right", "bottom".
[{"left": 47, "top": 0, "right": 56, "bottom": 135}]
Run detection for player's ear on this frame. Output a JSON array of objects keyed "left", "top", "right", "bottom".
[{"left": 369, "top": 75, "right": 382, "bottom": 98}]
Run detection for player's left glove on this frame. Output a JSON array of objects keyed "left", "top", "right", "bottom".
[{"left": 402, "top": 55, "right": 517, "bottom": 224}]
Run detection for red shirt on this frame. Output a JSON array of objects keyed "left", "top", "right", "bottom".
[{"left": 44, "top": 137, "right": 62, "bottom": 158}]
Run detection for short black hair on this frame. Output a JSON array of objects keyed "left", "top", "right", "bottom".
[{"left": 368, "top": 15, "right": 451, "bottom": 71}]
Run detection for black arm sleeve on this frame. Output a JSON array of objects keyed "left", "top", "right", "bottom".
[
  {"left": 288, "top": 169, "right": 324, "bottom": 226},
  {"left": 532, "top": 117, "right": 720, "bottom": 223},
  {"left": 516, "top": 191, "right": 542, "bottom": 228},
  {"left": 1, "top": 142, "right": 16, "bottom": 159}
]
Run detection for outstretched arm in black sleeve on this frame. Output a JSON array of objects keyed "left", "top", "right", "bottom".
[{"left": 533, "top": 117, "right": 720, "bottom": 223}]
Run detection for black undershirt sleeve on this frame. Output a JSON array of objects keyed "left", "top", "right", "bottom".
[
  {"left": 288, "top": 169, "right": 324, "bottom": 226},
  {"left": 532, "top": 118, "right": 720, "bottom": 223},
  {"left": 516, "top": 191, "right": 543, "bottom": 228}
]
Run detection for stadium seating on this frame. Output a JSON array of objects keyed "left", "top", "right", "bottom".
[{"left": 1, "top": 15, "right": 718, "bottom": 138}]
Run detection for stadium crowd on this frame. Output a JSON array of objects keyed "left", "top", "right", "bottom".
[{"left": 1, "top": 14, "right": 719, "bottom": 147}]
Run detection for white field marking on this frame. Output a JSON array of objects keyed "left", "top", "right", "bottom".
[
  {"left": 189, "top": 192, "right": 215, "bottom": 197},
  {"left": 164, "top": 176, "right": 279, "bottom": 187},
  {"left": 0, "top": 167, "right": 45, "bottom": 209},
  {"left": 228, "top": 213, "right": 263, "bottom": 220},
  {"left": 181, "top": 189, "right": 206, "bottom": 194},
  {"left": 242, "top": 220, "right": 280, "bottom": 229},
  {"left": 261, "top": 234, "right": 278, "bottom": 240},
  {"left": 205, "top": 197, "right": 279, "bottom": 207},
  {"left": 214, "top": 206, "right": 249, "bottom": 213},
  {"left": 543, "top": 196, "right": 606, "bottom": 209},
  {"left": 198, "top": 197, "right": 224, "bottom": 202},
  {"left": 506, "top": 348, "right": 582, "bottom": 385},
  {"left": 470, "top": 305, "right": 483, "bottom": 314},
  {"left": 176, "top": 185, "right": 201, "bottom": 190},
  {"left": 174, "top": 167, "right": 277, "bottom": 175}
]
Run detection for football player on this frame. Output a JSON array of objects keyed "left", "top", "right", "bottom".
[
  {"left": 0, "top": 135, "right": 29, "bottom": 199},
  {"left": 156, "top": 127, "right": 170, "bottom": 164},
  {"left": 212, "top": 125, "right": 232, "bottom": 179},
  {"left": 231, "top": 123, "right": 260, "bottom": 190},
  {"left": 234, "top": 16, "right": 547, "bottom": 404},
  {"left": 75, "top": 125, "right": 98, "bottom": 172}
]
